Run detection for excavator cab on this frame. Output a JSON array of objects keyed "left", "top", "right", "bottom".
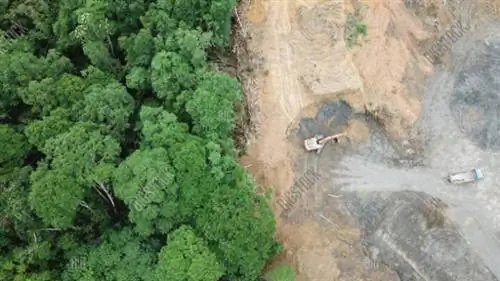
[{"left": 304, "top": 134, "right": 324, "bottom": 152}]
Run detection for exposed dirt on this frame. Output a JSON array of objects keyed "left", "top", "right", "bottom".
[
  {"left": 241, "top": 0, "right": 366, "bottom": 279},
  {"left": 347, "top": 0, "right": 432, "bottom": 139},
  {"left": 237, "top": 0, "right": 499, "bottom": 280}
]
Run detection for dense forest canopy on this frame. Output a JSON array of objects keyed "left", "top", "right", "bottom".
[{"left": 0, "top": 0, "right": 283, "bottom": 280}]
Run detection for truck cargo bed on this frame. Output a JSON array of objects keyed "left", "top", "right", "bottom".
[{"left": 447, "top": 168, "right": 483, "bottom": 184}]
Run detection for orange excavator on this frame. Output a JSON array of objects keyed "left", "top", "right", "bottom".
[{"left": 304, "top": 132, "right": 347, "bottom": 154}]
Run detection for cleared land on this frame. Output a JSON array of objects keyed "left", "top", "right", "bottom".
[{"left": 240, "top": 0, "right": 500, "bottom": 280}]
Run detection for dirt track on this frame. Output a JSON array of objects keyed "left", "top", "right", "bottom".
[{"left": 240, "top": 0, "right": 500, "bottom": 280}]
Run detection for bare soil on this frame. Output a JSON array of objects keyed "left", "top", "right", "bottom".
[{"left": 237, "top": 0, "right": 500, "bottom": 280}]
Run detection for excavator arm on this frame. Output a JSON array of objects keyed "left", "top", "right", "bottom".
[{"left": 318, "top": 132, "right": 347, "bottom": 145}]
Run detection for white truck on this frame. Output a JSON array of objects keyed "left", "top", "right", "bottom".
[{"left": 447, "top": 168, "right": 484, "bottom": 184}]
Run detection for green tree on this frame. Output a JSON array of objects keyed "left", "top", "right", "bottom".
[
  {"left": 139, "top": 105, "right": 191, "bottom": 149},
  {"left": 168, "top": 138, "right": 216, "bottom": 219},
  {"left": 151, "top": 27, "right": 211, "bottom": 111},
  {"left": 141, "top": 0, "right": 236, "bottom": 46},
  {"left": 264, "top": 265, "right": 296, "bottom": 281},
  {"left": 29, "top": 163, "right": 83, "bottom": 228},
  {"left": 21, "top": 73, "right": 85, "bottom": 116},
  {"left": 119, "top": 28, "right": 155, "bottom": 69},
  {"left": 186, "top": 71, "right": 242, "bottom": 139},
  {"left": 125, "top": 66, "right": 151, "bottom": 91},
  {"left": 71, "top": 0, "right": 119, "bottom": 73},
  {"left": 0, "top": 125, "right": 31, "bottom": 180},
  {"left": 204, "top": 0, "right": 238, "bottom": 45},
  {"left": 42, "top": 123, "right": 121, "bottom": 183},
  {"left": 119, "top": 28, "right": 155, "bottom": 91},
  {"left": 1, "top": 0, "right": 282, "bottom": 280},
  {"left": 155, "top": 225, "right": 224, "bottom": 281},
  {"left": 0, "top": 49, "right": 45, "bottom": 117},
  {"left": 63, "top": 228, "right": 155, "bottom": 281},
  {"left": 150, "top": 51, "right": 199, "bottom": 105},
  {"left": 24, "top": 108, "right": 73, "bottom": 150},
  {"left": 0, "top": 167, "right": 40, "bottom": 247},
  {"left": 73, "top": 82, "right": 135, "bottom": 137},
  {"left": 196, "top": 165, "right": 279, "bottom": 281},
  {"left": 113, "top": 148, "right": 179, "bottom": 237},
  {"left": 29, "top": 124, "right": 120, "bottom": 228}
]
